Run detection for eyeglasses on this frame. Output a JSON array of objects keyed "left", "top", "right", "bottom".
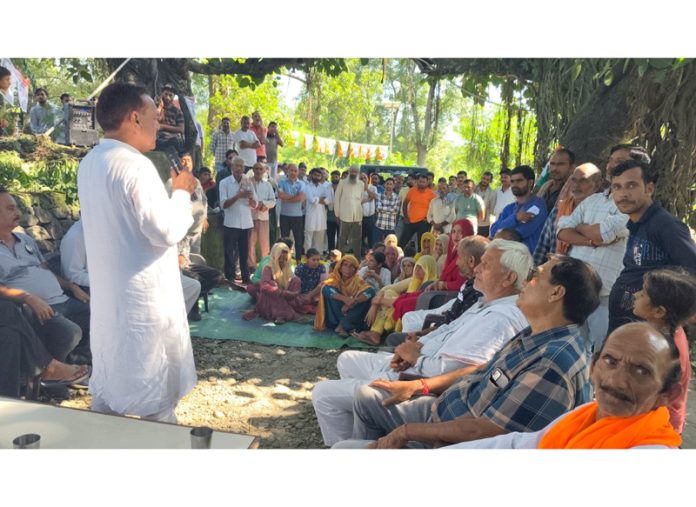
[{"left": 526, "top": 267, "right": 540, "bottom": 282}]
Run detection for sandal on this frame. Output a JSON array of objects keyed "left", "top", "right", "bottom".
[{"left": 41, "top": 364, "right": 91, "bottom": 387}]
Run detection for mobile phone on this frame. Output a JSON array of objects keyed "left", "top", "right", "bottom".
[
  {"left": 166, "top": 148, "right": 183, "bottom": 175},
  {"left": 165, "top": 148, "right": 197, "bottom": 201}
]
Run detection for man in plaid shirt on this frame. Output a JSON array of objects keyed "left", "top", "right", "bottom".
[
  {"left": 338, "top": 255, "right": 601, "bottom": 448},
  {"left": 209, "top": 117, "right": 235, "bottom": 174},
  {"left": 374, "top": 177, "right": 400, "bottom": 244}
]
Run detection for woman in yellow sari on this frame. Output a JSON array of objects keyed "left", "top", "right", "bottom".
[
  {"left": 314, "top": 255, "right": 377, "bottom": 337},
  {"left": 351, "top": 255, "right": 438, "bottom": 345},
  {"left": 434, "top": 233, "right": 449, "bottom": 277}
]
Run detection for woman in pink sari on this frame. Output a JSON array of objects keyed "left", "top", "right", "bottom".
[{"left": 244, "top": 242, "right": 307, "bottom": 324}]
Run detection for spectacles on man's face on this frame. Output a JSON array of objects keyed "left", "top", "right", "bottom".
[{"left": 526, "top": 267, "right": 540, "bottom": 282}]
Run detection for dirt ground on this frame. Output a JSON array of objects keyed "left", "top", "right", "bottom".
[{"left": 61, "top": 337, "right": 341, "bottom": 449}]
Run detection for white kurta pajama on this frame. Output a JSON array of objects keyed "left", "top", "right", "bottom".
[
  {"left": 77, "top": 139, "right": 197, "bottom": 422},
  {"left": 304, "top": 181, "right": 332, "bottom": 252}
]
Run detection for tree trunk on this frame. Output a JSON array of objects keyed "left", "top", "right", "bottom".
[
  {"left": 107, "top": 58, "right": 197, "bottom": 155},
  {"left": 500, "top": 78, "right": 513, "bottom": 171},
  {"left": 515, "top": 105, "right": 525, "bottom": 167},
  {"left": 560, "top": 64, "right": 696, "bottom": 226}
]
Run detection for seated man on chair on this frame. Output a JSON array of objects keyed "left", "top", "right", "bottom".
[
  {"left": 0, "top": 299, "right": 89, "bottom": 398},
  {"left": 312, "top": 239, "right": 532, "bottom": 446},
  {"left": 396, "top": 235, "right": 489, "bottom": 338},
  {"left": 445, "top": 322, "right": 683, "bottom": 449},
  {"left": 0, "top": 186, "right": 90, "bottom": 364},
  {"left": 335, "top": 255, "right": 602, "bottom": 449}
]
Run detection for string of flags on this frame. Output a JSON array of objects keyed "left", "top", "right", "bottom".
[{"left": 290, "top": 131, "right": 389, "bottom": 161}]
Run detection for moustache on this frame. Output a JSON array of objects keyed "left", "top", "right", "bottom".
[
  {"left": 616, "top": 200, "right": 635, "bottom": 207},
  {"left": 599, "top": 384, "right": 633, "bottom": 404}
]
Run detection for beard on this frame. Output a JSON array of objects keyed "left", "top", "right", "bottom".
[
  {"left": 349, "top": 175, "right": 358, "bottom": 183},
  {"left": 511, "top": 186, "right": 527, "bottom": 197}
]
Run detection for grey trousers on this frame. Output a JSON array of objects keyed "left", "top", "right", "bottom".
[
  {"left": 352, "top": 383, "right": 435, "bottom": 444},
  {"left": 337, "top": 220, "right": 362, "bottom": 256}
]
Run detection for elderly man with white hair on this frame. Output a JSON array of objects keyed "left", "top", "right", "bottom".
[{"left": 311, "top": 239, "right": 532, "bottom": 446}]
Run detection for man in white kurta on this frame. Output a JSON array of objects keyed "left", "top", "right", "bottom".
[
  {"left": 304, "top": 168, "right": 332, "bottom": 253},
  {"left": 311, "top": 240, "right": 532, "bottom": 445},
  {"left": 77, "top": 83, "right": 198, "bottom": 422}
]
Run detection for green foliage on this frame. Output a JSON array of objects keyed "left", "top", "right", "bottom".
[
  {"left": 13, "top": 58, "right": 108, "bottom": 101},
  {"left": 296, "top": 59, "right": 389, "bottom": 143},
  {"left": 0, "top": 151, "right": 79, "bottom": 204}
]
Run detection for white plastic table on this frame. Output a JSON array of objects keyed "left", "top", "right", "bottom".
[{"left": 0, "top": 397, "right": 258, "bottom": 449}]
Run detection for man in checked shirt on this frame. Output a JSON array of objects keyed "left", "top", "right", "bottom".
[{"left": 334, "top": 255, "right": 602, "bottom": 449}]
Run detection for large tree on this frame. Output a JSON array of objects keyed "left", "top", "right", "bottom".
[
  {"left": 415, "top": 58, "right": 696, "bottom": 226},
  {"left": 106, "top": 57, "right": 695, "bottom": 225}
]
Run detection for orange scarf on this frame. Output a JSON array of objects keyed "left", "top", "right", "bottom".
[
  {"left": 554, "top": 197, "right": 576, "bottom": 255},
  {"left": 538, "top": 401, "right": 681, "bottom": 449},
  {"left": 314, "top": 255, "right": 372, "bottom": 331}
]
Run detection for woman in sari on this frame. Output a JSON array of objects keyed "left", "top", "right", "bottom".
[
  {"left": 428, "top": 218, "right": 474, "bottom": 292},
  {"left": 244, "top": 242, "right": 306, "bottom": 324},
  {"left": 351, "top": 255, "right": 438, "bottom": 345},
  {"left": 434, "top": 233, "right": 449, "bottom": 277},
  {"left": 414, "top": 231, "right": 435, "bottom": 261},
  {"left": 384, "top": 234, "right": 404, "bottom": 257},
  {"left": 314, "top": 255, "right": 376, "bottom": 337},
  {"left": 395, "top": 256, "right": 415, "bottom": 283},
  {"left": 384, "top": 245, "right": 401, "bottom": 282}
]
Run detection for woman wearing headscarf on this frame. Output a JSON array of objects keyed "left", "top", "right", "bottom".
[
  {"left": 352, "top": 255, "right": 438, "bottom": 345},
  {"left": 414, "top": 231, "right": 435, "bottom": 261},
  {"left": 395, "top": 256, "right": 415, "bottom": 283},
  {"left": 314, "top": 255, "right": 376, "bottom": 337},
  {"left": 428, "top": 218, "right": 474, "bottom": 291},
  {"left": 384, "top": 245, "right": 401, "bottom": 282},
  {"left": 434, "top": 233, "right": 449, "bottom": 277},
  {"left": 244, "top": 242, "right": 306, "bottom": 324},
  {"left": 384, "top": 234, "right": 404, "bottom": 257},
  {"left": 388, "top": 219, "right": 475, "bottom": 323}
]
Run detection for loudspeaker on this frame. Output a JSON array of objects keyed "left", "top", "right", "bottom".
[{"left": 66, "top": 100, "right": 99, "bottom": 146}]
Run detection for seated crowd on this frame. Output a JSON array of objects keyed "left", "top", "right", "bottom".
[{"left": 2, "top": 105, "right": 696, "bottom": 451}]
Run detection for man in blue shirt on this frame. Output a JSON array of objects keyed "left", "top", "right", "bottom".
[
  {"left": 608, "top": 159, "right": 696, "bottom": 334},
  {"left": 489, "top": 165, "right": 548, "bottom": 254},
  {"left": 278, "top": 163, "right": 306, "bottom": 263}
]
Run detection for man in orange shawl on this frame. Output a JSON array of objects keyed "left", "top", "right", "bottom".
[{"left": 445, "top": 322, "right": 682, "bottom": 449}]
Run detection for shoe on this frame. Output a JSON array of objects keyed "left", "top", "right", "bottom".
[{"left": 41, "top": 364, "right": 91, "bottom": 388}]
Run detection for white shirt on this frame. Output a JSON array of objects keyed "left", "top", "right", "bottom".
[
  {"left": 557, "top": 190, "right": 629, "bottom": 297},
  {"left": 304, "top": 181, "right": 333, "bottom": 232},
  {"left": 60, "top": 220, "right": 90, "bottom": 287},
  {"left": 76, "top": 138, "right": 196, "bottom": 417},
  {"left": 232, "top": 128, "right": 259, "bottom": 167},
  {"left": 334, "top": 178, "right": 364, "bottom": 223},
  {"left": 427, "top": 195, "right": 456, "bottom": 233},
  {"left": 250, "top": 178, "right": 276, "bottom": 222},
  {"left": 494, "top": 187, "right": 516, "bottom": 217},
  {"left": 361, "top": 184, "right": 377, "bottom": 217},
  {"left": 406, "top": 294, "right": 528, "bottom": 378},
  {"left": 219, "top": 174, "right": 256, "bottom": 229}
]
